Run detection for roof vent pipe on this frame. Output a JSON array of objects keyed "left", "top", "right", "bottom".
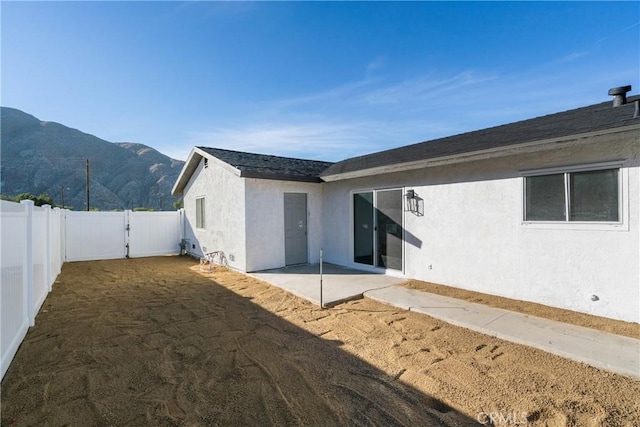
[
  {"left": 634, "top": 100, "right": 639, "bottom": 119},
  {"left": 608, "top": 85, "right": 631, "bottom": 107}
]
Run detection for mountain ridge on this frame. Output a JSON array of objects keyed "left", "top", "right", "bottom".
[{"left": 1, "top": 107, "right": 185, "bottom": 210}]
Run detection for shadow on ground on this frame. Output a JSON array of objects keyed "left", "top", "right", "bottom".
[{"left": 1, "top": 257, "right": 478, "bottom": 426}]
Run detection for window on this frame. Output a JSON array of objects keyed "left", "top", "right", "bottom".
[
  {"left": 196, "top": 197, "right": 206, "bottom": 229},
  {"left": 524, "top": 167, "right": 620, "bottom": 222}
]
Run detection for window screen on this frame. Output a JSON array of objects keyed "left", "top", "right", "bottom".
[
  {"left": 525, "top": 168, "right": 620, "bottom": 223},
  {"left": 196, "top": 197, "right": 205, "bottom": 229},
  {"left": 570, "top": 169, "right": 619, "bottom": 222},
  {"left": 525, "top": 174, "right": 565, "bottom": 221}
]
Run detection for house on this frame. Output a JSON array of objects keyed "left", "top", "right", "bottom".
[
  {"left": 172, "top": 87, "right": 639, "bottom": 323},
  {"left": 171, "top": 147, "right": 332, "bottom": 272}
]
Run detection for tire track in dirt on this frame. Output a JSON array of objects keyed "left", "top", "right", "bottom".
[{"left": 3, "top": 257, "right": 638, "bottom": 426}]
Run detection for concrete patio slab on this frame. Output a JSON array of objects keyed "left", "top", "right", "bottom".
[
  {"left": 365, "top": 286, "right": 640, "bottom": 379},
  {"left": 249, "top": 268, "right": 640, "bottom": 379},
  {"left": 249, "top": 263, "right": 406, "bottom": 307}
]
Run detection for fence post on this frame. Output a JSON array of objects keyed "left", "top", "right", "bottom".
[
  {"left": 43, "top": 205, "right": 53, "bottom": 291},
  {"left": 20, "top": 200, "right": 35, "bottom": 326},
  {"left": 179, "top": 208, "right": 185, "bottom": 242},
  {"left": 125, "top": 210, "right": 131, "bottom": 258},
  {"left": 62, "top": 209, "right": 67, "bottom": 262},
  {"left": 56, "top": 208, "right": 64, "bottom": 275},
  {"left": 52, "top": 208, "right": 60, "bottom": 277}
]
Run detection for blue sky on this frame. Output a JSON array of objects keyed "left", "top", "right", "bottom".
[{"left": 2, "top": 1, "right": 638, "bottom": 162}]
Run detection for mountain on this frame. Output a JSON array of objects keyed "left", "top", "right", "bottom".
[{"left": 0, "top": 107, "right": 185, "bottom": 211}]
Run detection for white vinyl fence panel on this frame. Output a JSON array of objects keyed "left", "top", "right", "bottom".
[
  {"left": 50, "top": 208, "right": 63, "bottom": 280},
  {"left": 128, "top": 211, "right": 183, "bottom": 258},
  {"left": 1, "top": 201, "right": 65, "bottom": 380},
  {"left": 65, "top": 211, "right": 127, "bottom": 261},
  {"left": 32, "top": 208, "right": 48, "bottom": 317},
  {"left": 1, "top": 204, "right": 182, "bottom": 380},
  {"left": 1, "top": 201, "right": 29, "bottom": 381}
]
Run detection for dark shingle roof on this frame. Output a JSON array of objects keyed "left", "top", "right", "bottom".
[
  {"left": 322, "top": 96, "right": 640, "bottom": 178},
  {"left": 199, "top": 147, "right": 333, "bottom": 183},
  {"left": 173, "top": 94, "right": 639, "bottom": 196}
]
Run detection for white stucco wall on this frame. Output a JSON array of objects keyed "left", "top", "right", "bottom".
[
  {"left": 323, "top": 133, "right": 639, "bottom": 323},
  {"left": 244, "top": 179, "right": 323, "bottom": 272},
  {"left": 182, "top": 158, "right": 247, "bottom": 271}
]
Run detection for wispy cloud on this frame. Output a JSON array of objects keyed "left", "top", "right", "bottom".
[
  {"left": 358, "top": 71, "right": 499, "bottom": 105},
  {"left": 185, "top": 68, "right": 562, "bottom": 161},
  {"left": 271, "top": 78, "right": 377, "bottom": 109},
  {"left": 271, "top": 69, "right": 498, "bottom": 119},
  {"left": 187, "top": 114, "right": 463, "bottom": 162},
  {"left": 365, "top": 56, "right": 386, "bottom": 78},
  {"left": 187, "top": 121, "right": 370, "bottom": 161},
  {"left": 595, "top": 21, "right": 640, "bottom": 44},
  {"left": 620, "top": 21, "right": 640, "bottom": 32},
  {"left": 555, "top": 51, "right": 589, "bottom": 64},
  {"left": 184, "top": 50, "right": 637, "bottom": 163}
]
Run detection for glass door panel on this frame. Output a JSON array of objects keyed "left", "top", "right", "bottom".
[
  {"left": 353, "top": 192, "right": 374, "bottom": 265},
  {"left": 375, "top": 189, "right": 403, "bottom": 270},
  {"left": 353, "top": 189, "right": 403, "bottom": 271}
]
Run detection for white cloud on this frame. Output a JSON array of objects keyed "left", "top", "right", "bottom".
[
  {"left": 181, "top": 56, "right": 636, "bottom": 163},
  {"left": 186, "top": 114, "right": 464, "bottom": 162},
  {"left": 358, "top": 71, "right": 499, "bottom": 105},
  {"left": 556, "top": 51, "right": 589, "bottom": 64},
  {"left": 271, "top": 78, "right": 377, "bottom": 110},
  {"left": 187, "top": 121, "right": 369, "bottom": 161},
  {"left": 365, "top": 56, "right": 386, "bottom": 78}
]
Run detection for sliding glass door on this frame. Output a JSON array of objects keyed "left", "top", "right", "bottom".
[
  {"left": 353, "top": 189, "right": 403, "bottom": 271},
  {"left": 353, "top": 192, "right": 374, "bottom": 265}
]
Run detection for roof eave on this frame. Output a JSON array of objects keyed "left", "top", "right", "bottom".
[
  {"left": 321, "top": 124, "right": 640, "bottom": 182},
  {"left": 171, "top": 148, "right": 202, "bottom": 195},
  {"left": 240, "top": 171, "right": 324, "bottom": 183},
  {"left": 172, "top": 147, "right": 243, "bottom": 195}
]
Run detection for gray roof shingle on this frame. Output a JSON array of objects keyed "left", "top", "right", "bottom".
[
  {"left": 199, "top": 147, "right": 333, "bottom": 183},
  {"left": 321, "top": 95, "right": 640, "bottom": 177},
  {"left": 174, "top": 94, "right": 639, "bottom": 196}
]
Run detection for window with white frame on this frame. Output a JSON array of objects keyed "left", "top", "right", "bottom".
[
  {"left": 524, "top": 166, "right": 620, "bottom": 222},
  {"left": 196, "top": 197, "right": 206, "bottom": 229}
]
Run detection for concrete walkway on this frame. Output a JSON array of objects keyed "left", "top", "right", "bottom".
[
  {"left": 366, "top": 286, "right": 640, "bottom": 380},
  {"left": 249, "top": 263, "right": 406, "bottom": 306},
  {"left": 250, "top": 264, "right": 639, "bottom": 379}
]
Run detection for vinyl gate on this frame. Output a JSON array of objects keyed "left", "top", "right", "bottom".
[
  {"left": 65, "top": 211, "right": 127, "bottom": 261},
  {"left": 128, "top": 211, "right": 184, "bottom": 258},
  {"left": 65, "top": 210, "right": 184, "bottom": 261}
]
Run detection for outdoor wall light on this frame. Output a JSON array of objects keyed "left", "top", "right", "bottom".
[
  {"left": 405, "top": 189, "right": 418, "bottom": 213},
  {"left": 404, "top": 190, "right": 416, "bottom": 212}
]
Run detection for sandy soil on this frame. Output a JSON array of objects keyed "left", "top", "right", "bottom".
[
  {"left": 402, "top": 281, "right": 640, "bottom": 340},
  {"left": 1, "top": 257, "right": 639, "bottom": 426}
]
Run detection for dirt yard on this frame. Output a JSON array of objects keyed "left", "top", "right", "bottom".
[{"left": 1, "top": 257, "right": 639, "bottom": 426}]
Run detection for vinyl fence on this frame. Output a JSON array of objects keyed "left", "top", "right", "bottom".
[
  {"left": 1, "top": 203, "right": 184, "bottom": 380},
  {"left": 1, "top": 201, "right": 65, "bottom": 380},
  {"left": 64, "top": 210, "right": 183, "bottom": 261}
]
